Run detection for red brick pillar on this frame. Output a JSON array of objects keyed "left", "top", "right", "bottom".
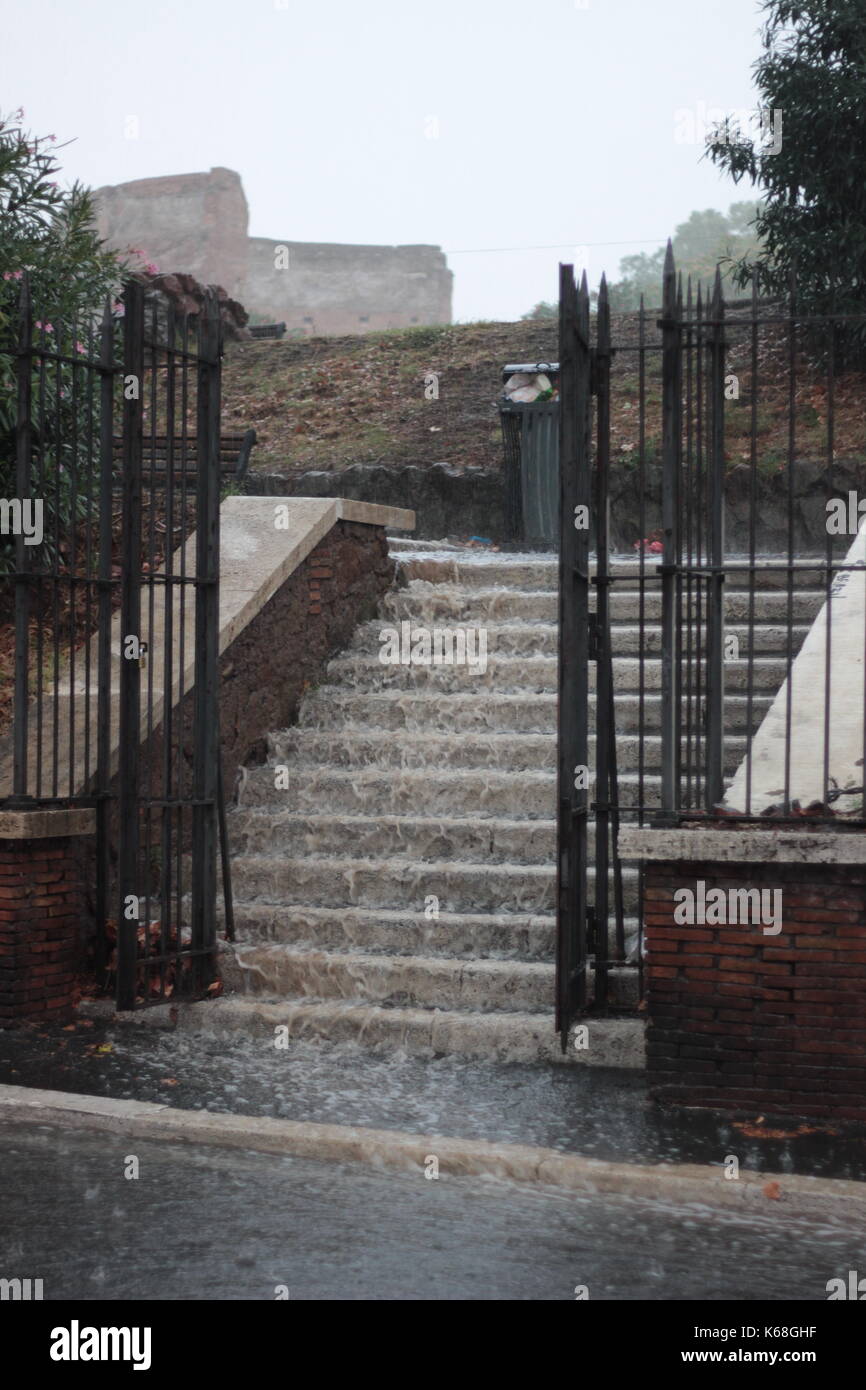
[
  {"left": 644, "top": 855, "right": 866, "bottom": 1123},
  {"left": 0, "top": 810, "right": 93, "bottom": 1027}
]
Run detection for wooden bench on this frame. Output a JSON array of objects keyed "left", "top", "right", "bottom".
[
  {"left": 248, "top": 323, "right": 287, "bottom": 340},
  {"left": 112, "top": 429, "right": 257, "bottom": 487}
]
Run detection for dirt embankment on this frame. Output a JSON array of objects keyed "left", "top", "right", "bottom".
[{"left": 220, "top": 320, "right": 560, "bottom": 478}]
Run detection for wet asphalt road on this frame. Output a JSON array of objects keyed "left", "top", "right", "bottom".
[{"left": 0, "top": 1122, "right": 862, "bottom": 1301}]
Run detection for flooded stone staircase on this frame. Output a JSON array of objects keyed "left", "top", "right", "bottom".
[{"left": 207, "top": 541, "right": 822, "bottom": 1066}]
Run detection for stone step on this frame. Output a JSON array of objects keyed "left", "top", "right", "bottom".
[
  {"left": 174, "top": 996, "right": 645, "bottom": 1067},
  {"left": 398, "top": 556, "right": 561, "bottom": 589},
  {"left": 229, "top": 811, "right": 559, "bottom": 864},
  {"left": 397, "top": 555, "right": 827, "bottom": 590},
  {"left": 349, "top": 619, "right": 809, "bottom": 661},
  {"left": 229, "top": 945, "right": 557, "bottom": 1012},
  {"left": 221, "top": 898, "right": 640, "bottom": 966},
  {"left": 385, "top": 536, "right": 464, "bottom": 551},
  {"left": 383, "top": 584, "right": 826, "bottom": 626},
  {"left": 228, "top": 853, "right": 641, "bottom": 914},
  {"left": 235, "top": 763, "right": 679, "bottom": 814},
  {"left": 297, "top": 689, "right": 772, "bottom": 735},
  {"left": 227, "top": 945, "right": 640, "bottom": 1013},
  {"left": 267, "top": 728, "right": 747, "bottom": 775},
  {"left": 323, "top": 651, "right": 790, "bottom": 694},
  {"left": 237, "top": 764, "right": 559, "bottom": 816},
  {"left": 221, "top": 899, "right": 560, "bottom": 955}
]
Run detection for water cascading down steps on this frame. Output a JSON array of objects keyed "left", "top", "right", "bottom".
[{"left": 214, "top": 541, "right": 820, "bottom": 1065}]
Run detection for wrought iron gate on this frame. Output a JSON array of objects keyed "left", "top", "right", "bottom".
[
  {"left": 556, "top": 267, "right": 627, "bottom": 1043},
  {"left": 556, "top": 243, "right": 866, "bottom": 1045},
  {"left": 1, "top": 276, "right": 229, "bottom": 1009},
  {"left": 555, "top": 266, "right": 591, "bottom": 1034}
]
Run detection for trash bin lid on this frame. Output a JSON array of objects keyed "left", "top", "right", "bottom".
[{"left": 502, "top": 362, "right": 559, "bottom": 381}]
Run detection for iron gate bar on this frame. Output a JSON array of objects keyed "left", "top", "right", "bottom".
[
  {"left": 190, "top": 289, "right": 221, "bottom": 995},
  {"left": 636, "top": 293, "right": 647, "bottom": 993},
  {"left": 555, "top": 265, "right": 591, "bottom": 1042},
  {"left": 659, "top": 244, "right": 682, "bottom": 820},
  {"left": 94, "top": 298, "right": 116, "bottom": 983},
  {"left": 117, "top": 280, "right": 145, "bottom": 1012},
  {"left": 745, "top": 275, "right": 760, "bottom": 816},
  {"left": 593, "top": 277, "right": 612, "bottom": 1002},
  {"left": 593, "top": 284, "right": 610, "bottom": 1004},
  {"left": 158, "top": 299, "right": 178, "bottom": 1000},
  {"left": 218, "top": 758, "right": 236, "bottom": 943},
  {"left": 597, "top": 280, "right": 627, "bottom": 969},
  {"left": 11, "top": 277, "right": 33, "bottom": 805},
  {"left": 784, "top": 274, "right": 797, "bottom": 811},
  {"left": 823, "top": 309, "right": 836, "bottom": 812},
  {"left": 705, "top": 269, "right": 727, "bottom": 811}
]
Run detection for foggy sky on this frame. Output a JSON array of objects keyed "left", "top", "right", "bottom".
[{"left": 0, "top": 0, "right": 765, "bottom": 321}]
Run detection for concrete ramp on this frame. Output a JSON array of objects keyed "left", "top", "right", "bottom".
[
  {"left": 724, "top": 525, "right": 866, "bottom": 814},
  {"left": 0, "top": 496, "right": 412, "bottom": 801}
]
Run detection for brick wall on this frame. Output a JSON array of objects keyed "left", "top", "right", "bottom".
[
  {"left": 645, "top": 859, "right": 866, "bottom": 1122},
  {"left": 216, "top": 518, "right": 392, "bottom": 790},
  {"left": 0, "top": 837, "right": 88, "bottom": 1026}
]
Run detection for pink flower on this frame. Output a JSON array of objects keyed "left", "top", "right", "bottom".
[
  {"left": 143, "top": 261, "right": 160, "bottom": 275},
  {"left": 35, "top": 320, "right": 54, "bottom": 333},
  {"left": 75, "top": 341, "right": 86, "bottom": 354},
  {"left": 2, "top": 270, "right": 23, "bottom": 281}
]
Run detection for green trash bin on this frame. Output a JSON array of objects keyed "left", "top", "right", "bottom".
[{"left": 498, "top": 362, "right": 560, "bottom": 548}]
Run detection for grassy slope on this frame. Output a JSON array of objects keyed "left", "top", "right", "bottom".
[
  {"left": 220, "top": 320, "right": 560, "bottom": 477},
  {"left": 222, "top": 314, "right": 866, "bottom": 482}
]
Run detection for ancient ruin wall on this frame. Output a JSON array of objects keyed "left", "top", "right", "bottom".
[
  {"left": 94, "top": 168, "right": 453, "bottom": 333},
  {"left": 94, "top": 167, "right": 250, "bottom": 303},
  {"left": 244, "top": 238, "right": 453, "bottom": 334}
]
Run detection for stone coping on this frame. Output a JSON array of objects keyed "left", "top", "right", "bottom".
[
  {"left": 619, "top": 826, "right": 866, "bottom": 865},
  {"left": 0, "top": 807, "right": 96, "bottom": 841}
]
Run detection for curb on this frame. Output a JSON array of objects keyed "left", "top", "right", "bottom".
[{"left": 1, "top": 1083, "right": 864, "bottom": 1217}]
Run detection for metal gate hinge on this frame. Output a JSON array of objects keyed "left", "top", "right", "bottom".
[
  {"left": 588, "top": 614, "right": 602, "bottom": 662},
  {"left": 586, "top": 906, "right": 598, "bottom": 953}
]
